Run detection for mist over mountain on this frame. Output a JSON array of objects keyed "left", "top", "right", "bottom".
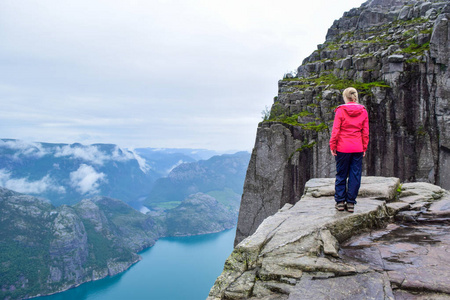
[
  {"left": 134, "top": 147, "right": 221, "bottom": 162},
  {"left": 0, "top": 139, "right": 159, "bottom": 207},
  {"left": 132, "top": 148, "right": 198, "bottom": 177},
  {"left": 0, "top": 140, "right": 243, "bottom": 209}
]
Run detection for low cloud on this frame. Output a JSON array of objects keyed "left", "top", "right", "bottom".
[
  {"left": 112, "top": 146, "right": 135, "bottom": 161},
  {"left": 1, "top": 139, "right": 150, "bottom": 175},
  {"left": 0, "top": 139, "right": 50, "bottom": 158},
  {"left": 70, "top": 164, "right": 106, "bottom": 195},
  {"left": 55, "top": 144, "right": 135, "bottom": 165},
  {"left": 55, "top": 145, "right": 110, "bottom": 165},
  {"left": 0, "top": 169, "right": 66, "bottom": 194},
  {"left": 128, "top": 149, "right": 151, "bottom": 173},
  {"left": 166, "top": 160, "right": 185, "bottom": 175}
]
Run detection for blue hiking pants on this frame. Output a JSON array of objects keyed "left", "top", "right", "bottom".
[{"left": 335, "top": 151, "right": 363, "bottom": 204}]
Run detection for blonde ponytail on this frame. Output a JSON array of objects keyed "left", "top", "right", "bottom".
[{"left": 343, "top": 87, "right": 358, "bottom": 103}]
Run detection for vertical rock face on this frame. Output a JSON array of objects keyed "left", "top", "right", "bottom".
[
  {"left": 48, "top": 206, "right": 89, "bottom": 285},
  {"left": 236, "top": 0, "right": 450, "bottom": 245},
  {"left": 235, "top": 123, "right": 318, "bottom": 244}
]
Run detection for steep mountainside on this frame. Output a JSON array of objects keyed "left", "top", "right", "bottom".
[
  {"left": 159, "top": 193, "right": 237, "bottom": 236},
  {"left": 0, "top": 188, "right": 160, "bottom": 300},
  {"left": 236, "top": 0, "right": 450, "bottom": 245}
]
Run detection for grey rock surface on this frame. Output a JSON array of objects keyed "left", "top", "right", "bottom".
[
  {"left": 235, "top": 123, "right": 306, "bottom": 245},
  {"left": 289, "top": 272, "right": 395, "bottom": 300},
  {"left": 208, "top": 177, "right": 450, "bottom": 299}
]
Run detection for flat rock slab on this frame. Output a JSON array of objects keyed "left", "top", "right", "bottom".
[
  {"left": 341, "top": 213, "right": 450, "bottom": 296},
  {"left": 241, "top": 177, "right": 400, "bottom": 256},
  {"left": 427, "top": 194, "right": 450, "bottom": 216},
  {"left": 304, "top": 176, "right": 400, "bottom": 201},
  {"left": 289, "top": 272, "right": 394, "bottom": 300},
  {"left": 394, "top": 290, "right": 450, "bottom": 299},
  {"left": 241, "top": 196, "right": 386, "bottom": 257},
  {"left": 400, "top": 182, "right": 446, "bottom": 200}
]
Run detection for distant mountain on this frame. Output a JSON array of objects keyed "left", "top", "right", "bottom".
[
  {"left": 0, "top": 188, "right": 161, "bottom": 300},
  {"left": 133, "top": 147, "right": 241, "bottom": 177},
  {"left": 159, "top": 193, "right": 237, "bottom": 236},
  {"left": 132, "top": 148, "right": 197, "bottom": 177},
  {"left": 144, "top": 152, "right": 251, "bottom": 212},
  {"left": 135, "top": 147, "right": 221, "bottom": 161},
  {"left": 0, "top": 139, "right": 158, "bottom": 207}
]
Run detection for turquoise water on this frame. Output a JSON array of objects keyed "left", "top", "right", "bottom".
[{"left": 38, "top": 228, "right": 236, "bottom": 300}]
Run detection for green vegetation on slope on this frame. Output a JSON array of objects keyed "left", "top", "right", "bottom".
[
  {"left": 282, "top": 73, "right": 390, "bottom": 92},
  {"left": 0, "top": 197, "right": 54, "bottom": 299}
]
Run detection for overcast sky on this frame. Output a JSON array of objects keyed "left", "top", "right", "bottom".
[{"left": 0, "top": 0, "right": 365, "bottom": 152}]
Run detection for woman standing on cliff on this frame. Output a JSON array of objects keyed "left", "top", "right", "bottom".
[{"left": 329, "top": 87, "right": 369, "bottom": 213}]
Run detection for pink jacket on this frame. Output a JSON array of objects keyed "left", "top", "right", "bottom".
[{"left": 329, "top": 103, "right": 369, "bottom": 153}]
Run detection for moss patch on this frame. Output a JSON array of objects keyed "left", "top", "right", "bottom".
[
  {"left": 284, "top": 73, "right": 390, "bottom": 93},
  {"left": 289, "top": 141, "right": 318, "bottom": 160}
]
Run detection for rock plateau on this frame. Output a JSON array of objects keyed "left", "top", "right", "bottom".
[{"left": 209, "top": 177, "right": 450, "bottom": 299}]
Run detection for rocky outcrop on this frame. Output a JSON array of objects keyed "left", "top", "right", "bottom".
[
  {"left": 47, "top": 205, "right": 90, "bottom": 288},
  {"left": 236, "top": 0, "right": 450, "bottom": 245},
  {"left": 209, "top": 177, "right": 450, "bottom": 299}
]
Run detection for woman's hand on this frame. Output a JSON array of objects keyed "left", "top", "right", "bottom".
[{"left": 331, "top": 149, "right": 337, "bottom": 156}]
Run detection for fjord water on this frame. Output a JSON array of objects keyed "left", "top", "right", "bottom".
[{"left": 39, "top": 228, "right": 236, "bottom": 300}]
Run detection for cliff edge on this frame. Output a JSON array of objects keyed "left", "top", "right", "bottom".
[{"left": 208, "top": 177, "right": 450, "bottom": 299}]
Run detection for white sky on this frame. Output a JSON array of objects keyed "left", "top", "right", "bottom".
[{"left": 0, "top": 0, "right": 365, "bottom": 152}]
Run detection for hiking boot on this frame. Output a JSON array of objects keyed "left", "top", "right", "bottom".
[
  {"left": 346, "top": 203, "right": 355, "bottom": 213},
  {"left": 335, "top": 202, "right": 345, "bottom": 211}
]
